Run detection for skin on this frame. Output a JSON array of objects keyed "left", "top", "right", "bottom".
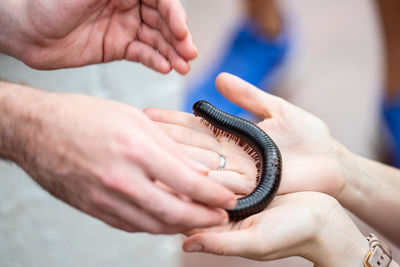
[
  {"left": 145, "top": 73, "right": 345, "bottom": 200},
  {"left": 145, "top": 73, "right": 400, "bottom": 259},
  {"left": 183, "top": 192, "right": 372, "bottom": 267},
  {"left": 0, "top": 81, "right": 238, "bottom": 234},
  {"left": 0, "top": 0, "right": 197, "bottom": 73},
  {"left": 0, "top": 0, "right": 238, "bottom": 234}
]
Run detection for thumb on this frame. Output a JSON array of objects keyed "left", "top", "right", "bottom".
[
  {"left": 215, "top": 72, "right": 287, "bottom": 118},
  {"left": 183, "top": 230, "right": 258, "bottom": 257}
]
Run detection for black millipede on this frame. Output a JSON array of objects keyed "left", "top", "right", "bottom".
[{"left": 192, "top": 100, "right": 282, "bottom": 221}]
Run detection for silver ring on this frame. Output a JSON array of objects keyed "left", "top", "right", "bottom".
[{"left": 218, "top": 155, "right": 226, "bottom": 171}]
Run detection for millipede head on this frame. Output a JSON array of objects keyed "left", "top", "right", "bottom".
[{"left": 192, "top": 100, "right": 207, "bottom": 116}]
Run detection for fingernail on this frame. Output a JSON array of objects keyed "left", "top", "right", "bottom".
[{"left": 186, "top": 243, "right": 203, "bottom": 252}]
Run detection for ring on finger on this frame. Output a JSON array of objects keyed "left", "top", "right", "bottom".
[{"left": 218, "top": 155, "right": 226, "bottom": 171}]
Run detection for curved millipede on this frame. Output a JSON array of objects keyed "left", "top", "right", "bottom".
[{"left": 192, "top": 100, "right": 282, "bottom": 221}]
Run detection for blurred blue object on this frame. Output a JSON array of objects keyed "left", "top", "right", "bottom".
[
  {"left": 184, "top": 19, "right": 290, "bottom": 118},
  {"left": 383, "top": 94, "right": 400, "bottom": 168}
]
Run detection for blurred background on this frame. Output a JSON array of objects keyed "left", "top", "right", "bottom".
[{"left": 0, "top": 0, "right": 398, "bottom": 266}]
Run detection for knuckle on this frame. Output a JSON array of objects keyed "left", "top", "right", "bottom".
[
  {"left": 167, "top": 47, "right": 176, "bottom": 61},
  {"left": 101, "top": 173, "right": 124, "bottom": 191},
  {"left": 276, "top": 97, "right": 288, "bottom": 105},
  {"left": 124, "top": 228, "right": 138, "bottom": 233},
  {"left": 118, "top": 225, "right": 138, "bottom": 233},
  {"left": 130, "top": 50, "right": 140, "bottom": 62},
  {"left": 181, "top": 178, "right": 198, "bottom": 196},
  {"left": 148, "top": 224, "right": 165, "bottom": 235},
  {"left": 22, "top": 48, "right": 47, "bottom": 69},
  {"left": 89, "top": 189, "right": 112, "bottom": 208},
  {"left": 124, "top": 145, "right": 144, "bottom": 163},
  {"left": 165, "top": 209, "right": 190, "bottom": 226},
  {"left": 213, "top": 246, "right": 230, "bottom": 256},
  {"left": 273, "top": 98, "right": 287, "bottom": 113},
  {"left": 100, "top": 170, "right": 138, "bottom": 197},
  {"left": 114, "top": 135, "right": 148, "bottom": 164}
]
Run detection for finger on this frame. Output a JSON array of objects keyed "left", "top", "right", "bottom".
[
  {"left": 96, "top": 211, "right": 139, "bottom": 233},
  {"left": 215, "top": 73, "right": 287, "bottom": 118},
  {"left": 183, "top": 230, "right": 258, "bottom": 256},
  {"left": 102, "top": 6, "right": 138, "bottom": 62},
  {"left": 154, "top": 121, "right": 220, "bottom": 151},
  {"left": 92, "top": 187, "right": 181, "bottom": 234},
  {"left": 146, "top": 110, "right": 259, "bottom": 179},
  {"left": 137, "top": 24, "right": 190, "bottom": 74},
  {"left": 144, "top": 108, "right": 212, "bottom": 135},
  {"left": 135, "top": 111, "right": 209, "bottom": 175},
  {"left": 179, "top": 145, "right": 256, "bottom": 195},
  {"left": 183, "top": 223, "right": 235, "bottom": 236},
  {"left": 140, "top": 4, "right": 197, "bottom": 60},
  {"left": 208, "top": 170, "right": 255, "bottom": 195},
  {"left": 140, "top": 139, "right": 237, "bottom": 209},
  {"left": 121, "top": 123, "right": 236, "bottom": 209},
  {"left": 173, "top": 130, "right": 258, "bottom": 177},
  {"left": 180, "top": 144, "right": 220, "bottom": 170},
  {"left": 126, "top": 41, "right": 172, "bottom": 74},
  {"left": 113, "top": 167, "right": 231, "bottom": 230},
  {"left": 142, "top": 0, "right": 189, "bottom": 40},
  {"left": 81, "top": 203, "right": 139, "bottom": 233}
]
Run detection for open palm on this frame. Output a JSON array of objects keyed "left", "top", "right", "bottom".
[
  {"left": 145, "top": 73, "right": 346, "bottom": 198},
  {"left": 181, "top": 191, "right": 366, "bottom": 267},
  {"left": 15, "top": 0, "right": 195, "bottom": 73}
]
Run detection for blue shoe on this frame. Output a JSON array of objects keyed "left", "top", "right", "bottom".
[
  {"left": 183, "top": 19, "right": 290, "bottom": 118},
  {"left": 383, "top": 93, "right": 400, "bottom": 168}
]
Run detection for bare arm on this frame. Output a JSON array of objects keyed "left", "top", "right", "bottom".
[
  {"left": 339, "top": 149, "right": 400, "bottom": 244},
  {"left": 0, "top": 80, "right": 236, "bottom": 234}
]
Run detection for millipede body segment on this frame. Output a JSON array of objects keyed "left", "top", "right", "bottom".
[{"left": 192, "top": 100, "right": 282, "bottom": 221}]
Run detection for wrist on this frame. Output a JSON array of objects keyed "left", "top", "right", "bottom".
[
  {"left": 311, "top": 204, "right": 369, "bottom": 267},
  {"left": 331, "top": 139, "right": 360, "bottom": 205},
  {"left": 0, "top": 81, "right": 19, "bottom": 160},
  {"left": 0, "top": 81, "right": 48, "bottom": 163},
  {"left": 314, "top": 233, "right": 368, "bottom": 267}
]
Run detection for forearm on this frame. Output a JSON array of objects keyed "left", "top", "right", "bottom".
[
  {"left": 337, "top": 144, "right": 400, "bottom": 245},
  {"left": 0, "top": 80, "right": 46, "bottom": 164}
]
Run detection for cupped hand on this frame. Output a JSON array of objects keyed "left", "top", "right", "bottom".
[
  {"left": 12, "top": 88, "right": 236, "bottom": 234},
  {"left": 145, "top": 73, "right": 346, "bottom": 198},
  {"left": 4, "top": 0, "right": 196, "bottom": 73},
  {"left": 182, "top": 192, "right": 368, "bottom": 267}
]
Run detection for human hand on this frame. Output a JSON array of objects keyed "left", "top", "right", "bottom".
[
  {"left": 0, "top": 0, "right": 196, "bottom": 74},
  {"left": 145, "top": 73, "right": 346, "bottom": 198},
  {"left": 1, "top": 84, "right": 237, "bottom": 234},
  {"left": 182, "top": 192, "right": 369, "bottom": 267}
]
